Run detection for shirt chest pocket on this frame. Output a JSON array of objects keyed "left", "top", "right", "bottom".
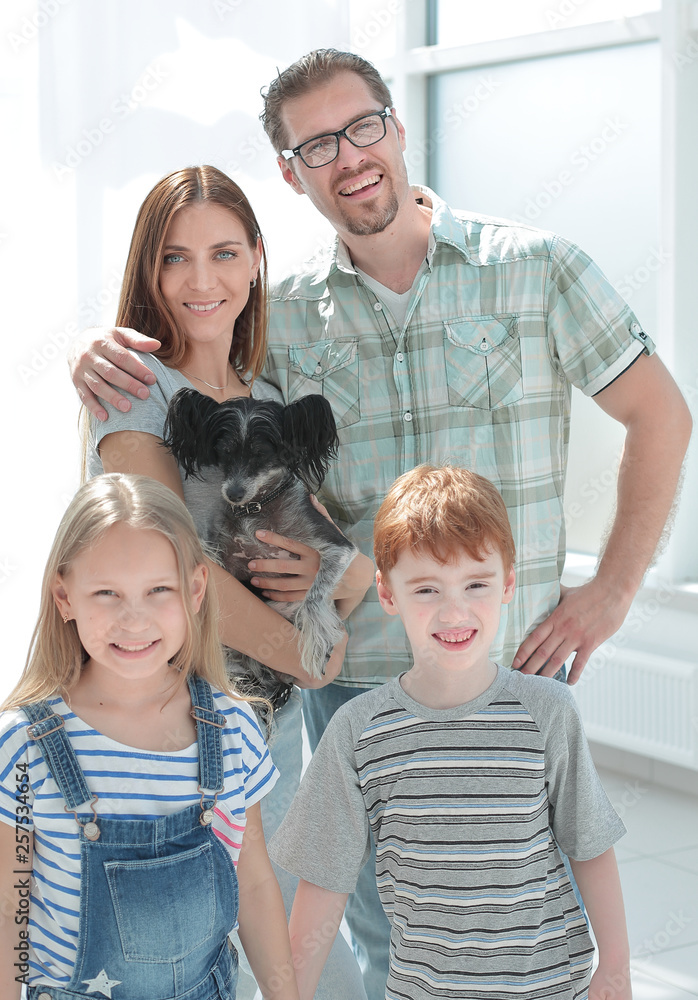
[
  {"left": 288, "top": 339, "right": 360, "bottom": 429},
  {"left": 443, "top": 314, "right": 523, "bottom": 410}
]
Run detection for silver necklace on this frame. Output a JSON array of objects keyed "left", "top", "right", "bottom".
[{"left": 181, "top": 368, "right": 231, "bottom": 391}]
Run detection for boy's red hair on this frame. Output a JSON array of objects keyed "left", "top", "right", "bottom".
[{"left": 374, "top": 465, "right": 515, "bottom": 575}]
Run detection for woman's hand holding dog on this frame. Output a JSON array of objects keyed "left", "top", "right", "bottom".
[
  {"left": 249, "top": 503, "right": 375, "bottom": 619},
  {"left": 248, "top": 530, "right": 322, "bottom": 603}
]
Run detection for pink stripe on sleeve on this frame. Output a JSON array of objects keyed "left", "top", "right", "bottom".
[{"left": 214, "top": 805, "right": 246, "bottom": 832}]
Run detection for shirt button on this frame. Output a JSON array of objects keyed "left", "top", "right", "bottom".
[
  {"left": 396, "top": 352, "right": 404, "bottom": 362},
  {"left": 373, "top": 301, "right": 383, "bottom": 311},
  {"left": 314, "top": 364, "right": 323, "bottom": 375},
  {"left": 404, "top": 411, "right": 412, "bottom": 422}
]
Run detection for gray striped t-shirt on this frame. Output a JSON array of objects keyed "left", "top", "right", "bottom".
[{"left": 270, "top": 666, "right": 625, "bottom": 999}]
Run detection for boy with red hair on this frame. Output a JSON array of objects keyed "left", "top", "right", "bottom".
[{"left": 271, "top": 466, "right": 631, "bottom": 1000}]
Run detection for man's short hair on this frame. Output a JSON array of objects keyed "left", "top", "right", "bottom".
[
  {"left": 374, "top": 465, "right": 516, "bottom": 576},
  {"left": 260, "top": 48, "right": 393, "bottom": 154}
]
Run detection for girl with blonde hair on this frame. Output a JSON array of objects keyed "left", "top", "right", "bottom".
[
  {"left": 0, "top": 473, "right": 299, "bottom": 1000},
  {"left": 78, "top": 166, "right": 371, "bottom": 999}
]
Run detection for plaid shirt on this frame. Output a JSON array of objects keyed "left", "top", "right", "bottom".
[{"left": 262, "top": 187, "right": 653, "bottom": 686}]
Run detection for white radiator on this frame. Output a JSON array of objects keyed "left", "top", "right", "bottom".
[{"left": 573, "top": 648, "right": 698, "bottom": 770}]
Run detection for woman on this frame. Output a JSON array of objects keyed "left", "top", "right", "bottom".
[{"left": 86, "top": 166, "right": 372, "bottom": 1000}]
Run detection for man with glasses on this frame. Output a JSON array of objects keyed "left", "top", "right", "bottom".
[
  {"left": 281, "top": 107, "right": 393, "bottom": 170},
  {"left": 69, "top": 48, "right": 690, "bottom": 999}
]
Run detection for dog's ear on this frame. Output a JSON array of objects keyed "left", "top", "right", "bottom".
[
  {"left": 283, "top": 394, "right": 339, "bottom": 490},
  {"left": 162, "top": 387, "right": 222, "bottom": 478}
]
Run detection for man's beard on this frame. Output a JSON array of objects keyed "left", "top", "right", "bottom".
[{"left": 335, "top": 170, "right": 400, "bottom": 237}]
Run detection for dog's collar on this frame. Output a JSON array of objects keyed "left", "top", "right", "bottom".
[{"left": 230, "top": 477, "right": 295, "bottom": 517}]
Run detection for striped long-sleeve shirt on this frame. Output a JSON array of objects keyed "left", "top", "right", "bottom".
[
  {"left": 270, "top": 666, "right": 625, "bottom": 999},
  {"left": 0, "top": 687, "right": 277, "bottom": 989}
]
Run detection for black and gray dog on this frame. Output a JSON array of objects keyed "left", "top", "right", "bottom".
[{"left": 163, "top": 388, "right": 357, "bottom": 691}]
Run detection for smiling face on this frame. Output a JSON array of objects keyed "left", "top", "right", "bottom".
[
  {"left": 52, "top": 522, "right": 206, "bottom": 690},
  {"left": 158, "top": 202, "right": 261, "bottom": 352},
  {"left": 278, "top": 71, "right": 412, "bottom": 239},
  {"left": 376, "top": 546, "right": 515, "bottom": 699}
]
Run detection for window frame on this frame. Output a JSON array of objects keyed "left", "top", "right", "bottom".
[{"left": 353, "top": 0, "right": 698, "bottom": 601}]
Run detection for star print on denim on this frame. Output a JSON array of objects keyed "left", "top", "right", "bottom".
[{"left": 82, "top": 969, "right": 122, "bottom": 997}]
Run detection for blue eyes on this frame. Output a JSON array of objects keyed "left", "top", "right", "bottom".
[{"left": 163, "top": 250, "right": 238, "bottom": 266}]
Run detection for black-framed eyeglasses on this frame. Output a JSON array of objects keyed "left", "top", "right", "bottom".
[{"left": 281, "top": 108, "right": 393, "bottom": 168}]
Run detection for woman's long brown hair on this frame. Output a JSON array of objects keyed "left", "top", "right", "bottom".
[{"left": 116, "top": 165, "right": 269, "bottom": 381}]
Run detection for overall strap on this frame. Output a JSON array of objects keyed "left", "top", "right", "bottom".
[
  {"left": 22, "top": 701, "right": 94, "bottom": 810},
  {"left": 188, "top": 675, "right": 225, "bottom": 795}
]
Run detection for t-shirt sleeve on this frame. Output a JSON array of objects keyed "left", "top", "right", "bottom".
[
  {"left": 546, "top": 235, "right": 655, "bottom": 397},
  {"left": 230, "top": 702, "right": 279, "bottom": 809},
  {"left": 88, "top": 353, "right": 174, "bottom": 468},
  {"left": 251, "top": 376, "right": 284, "bottom": 404},
  {"left": 0, "top": 711, "right": 34, "bottom": 831},
  {"left": 268, "top": 705, "right": 371, "bottom": 894},
  {"left": 517, "top": 677, "right": 626, "bottom": 860}
]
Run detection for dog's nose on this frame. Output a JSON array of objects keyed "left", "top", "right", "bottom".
[{"left": 225, "top": 483, "right": 245, "bottom": 503}]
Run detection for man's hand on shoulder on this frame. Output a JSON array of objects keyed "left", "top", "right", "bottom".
[
  {"left": 512, "top": 579, "right": 632, "bottom": 684},
  {"left": 68, "top": 326, "right": 160, "bottom": 421}
]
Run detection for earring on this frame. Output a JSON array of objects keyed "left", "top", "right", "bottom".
[
  {"left": 62, "top": 614, "right": 69, "bottom": 624},
  {"left": 250, "top": 278, "right": 257, "bottom": 288}
]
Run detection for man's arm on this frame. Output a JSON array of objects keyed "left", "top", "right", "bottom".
[
  {"left": 569, "top": 849, "right": 632, "bottom": 1000},
  {"left": 513, "top": 352, "right": 692, "bottom": 683},
  {"left": 68, "top": 327, "right": 159, "bottom": 421}
]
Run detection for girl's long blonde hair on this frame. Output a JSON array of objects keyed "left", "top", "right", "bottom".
[{"left": 3, "top": 474, "right": 232, "bottom": 711}]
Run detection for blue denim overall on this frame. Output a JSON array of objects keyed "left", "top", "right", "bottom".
[{"left": 24, "top": 676, "right": 239, "bottom": 1000}]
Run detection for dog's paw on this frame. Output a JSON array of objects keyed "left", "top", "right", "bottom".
[{"left": 295, "top": 600, "right": 345, "bottom": 679}]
